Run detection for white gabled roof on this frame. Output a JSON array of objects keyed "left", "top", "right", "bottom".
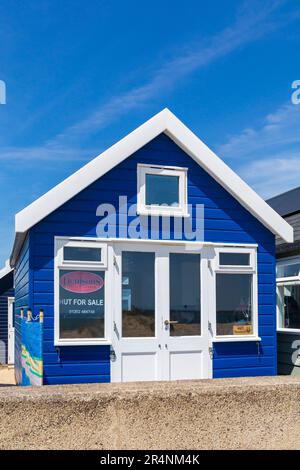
[
  {"left": 14, "top": 108, "right": 293, "bottom": 243},
  {"left": 0, "top": 260, "right": 13, "bottom": 279}
]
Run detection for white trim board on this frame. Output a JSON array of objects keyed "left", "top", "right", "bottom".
[
  {"left": 12, "top": 109, "right": 293, "bottom": 252},
  {"left": 55, "top": 236, "right": 258, "bottom": 248},
  {"left": 7, "top": 296, "right": 15, "bottom": 365}
]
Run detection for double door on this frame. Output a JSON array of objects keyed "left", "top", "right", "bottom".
[{"left": 111, "top": 243, "right": 212, "bottom": 382}]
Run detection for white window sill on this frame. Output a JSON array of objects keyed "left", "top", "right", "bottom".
[
  {"left": 277, "top": 328, "right": 300, "bottom": 335},
  {"left": 54, "top": 340, "right": 112, "bottom": 347},
  {"left": 213, "top": 336, "right": 261, "bottom": 343},
  {"left": 276, "top": 277, "right": 300, "bottom": 285}
]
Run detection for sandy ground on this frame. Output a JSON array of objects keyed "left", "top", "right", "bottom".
[{"left": 0, "top": 366, "right": 16, "bottom": 386}]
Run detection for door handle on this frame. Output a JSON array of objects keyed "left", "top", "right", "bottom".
[{"left": 164, "top": 320, "right": 179, "bottom": 326}]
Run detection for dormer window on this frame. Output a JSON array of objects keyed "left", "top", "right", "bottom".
[{"left": 137, "top": 164, "right": 188, "bottom": 217}]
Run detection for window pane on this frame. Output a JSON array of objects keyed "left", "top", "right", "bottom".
[
  {"left": 219, "top": 253, "right": 250, "bottom": 266},
  {"left": 277, "top": 263, "right": 300, "bottom": 278},
  {"left": 145, "top": 174, "right": 179, "bottom": 206},
  {"left": 64, "top": 246, "right": 102, "bottom": 262},
  {"left": 59, "top": 269, "right": 105, "bottom": 338},
  {"left": 122, "top": 252, "right": 155, "bottom": 337},
  {"left": 279, "top": 284, "right": 300, "bottom": 329},
  {"left": 216, "top": 274, "right": 252, "bottom": 336},
  {"left": 170, "top": 254, "right": 201, "bottom": 336},
  {"left": 12, "top": 302, "right": 15, "bottom": 328}
]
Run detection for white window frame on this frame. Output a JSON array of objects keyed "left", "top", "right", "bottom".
[
  {"left": 59, "top": 239, "right": 108, "bottom": 268},
  {"left": 217, "top": 246, "right": 254, "bottom": 271},
  {"left": 211, "top": 246, "right": 259, "bottom": 342},
  {"left": 137, "top": 164, "right": 188, "bottom": 217},
  {"left": 276, "top": 255, "right": 300, "bottom": 283},
  {"left": 54, "top": 238, "right": 260, "bottom": 346},
  {"left": 54, "top": 237, "right": 111, "bottom": 346},
  {"left": 276, "top": 255, "right": 300, "bottom": 334}
]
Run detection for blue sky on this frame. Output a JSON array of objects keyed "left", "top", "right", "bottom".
[{"left": 0, "top": 0, "right": 300, "bottom": 265}]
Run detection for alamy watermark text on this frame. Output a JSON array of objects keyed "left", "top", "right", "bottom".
[{"left": 291, "top": 80, "right": 300, "bottom": 104}]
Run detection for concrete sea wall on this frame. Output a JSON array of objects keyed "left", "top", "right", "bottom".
[{"left": 0, "top": 376, "right": 300, "bottom": 449}]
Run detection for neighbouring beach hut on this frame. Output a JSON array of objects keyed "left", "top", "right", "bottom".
[
  {"left": 9, "top": 109, "right": 293, "bottom": 385},
  {"left": 268, "top": 186, "right": 300, "bottom": 375},
  {"left": 0, "top": 260, "right": 14, "bottom": 365}
]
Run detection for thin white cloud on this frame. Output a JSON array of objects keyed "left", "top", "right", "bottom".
[
  {"left": 54, "top": 0, "right": 291, "bottom": 146},
  {"left": 0, "top": 145, "right": 96, "bottom": 162},
  {"left": 218, "top": 104, "right": 300, "bottom": 159},
  {"left": 217, "top": 103, "right": 300, "bottom": 198},
  {"left": 239, "top": 155, "right": 300, "bottom": 199},
  {"left": 0, "top": 0, "right": 297, "bottom": 163}
]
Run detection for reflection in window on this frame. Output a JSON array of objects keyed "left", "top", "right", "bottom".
[
  {"left": 278, "top": 284, "right": 300, "bottom": 329},
  {"left": 145, "top": 174, "right": 179, "bottom": 206},
  {"left": 59, "top": 269, "right": 105, "bottom": 339},
  {"left": 170, "top": 254, "right": 201, "bottom": 336},
  {"left": 122, "top": 252, "right": 155, "bottom": 337},
  {"left": 64, "top": 246, "right": 102, "bottom": 262},
  {"left": 277, "top": 263, "right": 300, "bottom": 278},
  {"left": 216, "top": 274, "right": 252, "bottom": 336},
  {"left": 219, "top": 253, "right": 250, "bottom": 266}
]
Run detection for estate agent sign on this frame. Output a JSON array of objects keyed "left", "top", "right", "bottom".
[{"left": 59, "top": 270, "right": 105, "bottom": 338}]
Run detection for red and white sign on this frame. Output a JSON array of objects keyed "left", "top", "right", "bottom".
[{"left": 60, "top": 271, "right": 104, "bottom": 294}]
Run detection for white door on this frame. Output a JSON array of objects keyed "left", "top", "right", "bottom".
[
  {"left": 111, "top": 243, "right": 212, "bottom": 382},
  {"left": 112, "top": 244, "right": 162, "bottom": 382},
  {"left": 160, "top": 247, "right": 211, "bottom": 381},
  {"left": 7, "top": 297, "right": 15, "bottom": 365}
]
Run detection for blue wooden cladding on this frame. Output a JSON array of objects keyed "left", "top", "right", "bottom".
[{"left": 13, "top": 133, "right": 277, "bottom": 384}]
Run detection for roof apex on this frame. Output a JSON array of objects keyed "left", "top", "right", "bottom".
[{"left": 13, "top": 108, "right": 293, "bottom": 252}]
